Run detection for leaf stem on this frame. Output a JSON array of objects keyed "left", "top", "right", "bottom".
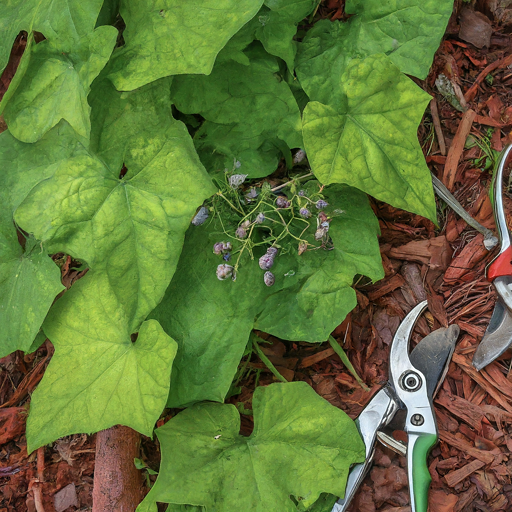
[
  {"left": 252, "top": 338, "right": 288, "bottom": 383},
  {"left": 217, "top": 191, "right": 244, "bottom": 215},
  {"left": 270, "top": 172, "right": 314, "bottom": 193},
  {"left": 328, "top": 335, "right": 370, "bottom": 391}
]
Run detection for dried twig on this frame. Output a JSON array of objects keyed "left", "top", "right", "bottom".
[
  {"left": 443, "top": 109, "right": 476, "bottom": 190},
  {"left": 430, "top": 98, "right": 446, "bottom": 156}
]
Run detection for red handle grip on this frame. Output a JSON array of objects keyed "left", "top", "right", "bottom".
[{"left": 488, "top": 246, "right": 512, "bottom": 281}]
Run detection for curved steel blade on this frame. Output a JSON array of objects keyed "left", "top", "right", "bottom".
[
  {"left": 389, "top": 301, "right": 429, "bottom": 388},
  {"left": 473, "top": 277, "right": 512, "bottom": 370},
  {"left": 410, "top": 324, "right": 459, "bottom": 398}
]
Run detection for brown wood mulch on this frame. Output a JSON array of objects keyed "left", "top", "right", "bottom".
[{"left": 1, "top": 0, "right": 512, "bottom": 511}]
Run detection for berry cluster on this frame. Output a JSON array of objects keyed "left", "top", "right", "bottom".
[{"left": 195, "top": 168, "right": 341, "bottom": 286}]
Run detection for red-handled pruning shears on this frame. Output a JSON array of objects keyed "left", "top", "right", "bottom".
[{"left": 473, "top": 144, "right": 512, "bottom": 370}]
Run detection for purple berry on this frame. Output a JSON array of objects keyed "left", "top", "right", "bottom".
[
  {"left": 267, "top": 247, "right": 278, "bottom": 257},
  {"left": 259, "top": 247, "right": 278, "bottom": 270},
  {"left": 214, "top": 241, "right": 232, "bottom": 255},
  {"left": 276, "top": 196, "right": 290, "bottom": 208},
  {"left": 259, "top": 254, "right": 274, "bottom": 270},
  {"left": 223, "top": 252, "right": 231, "bottom": 261},
  {"left": 236, "top": 220, "right": 250, "bottom": 239},
  {"left": 264, "top": 271, "right": 275, "bottom": 286},
  {"left": 316, "top": 199, "right": 329, "bottom": 210},
  {"left": 298, "top": 190, "right": 306, "bottom": 197},
  {"left": 255, "top": 212, "right": 265, "bottom": 224},
  {"left": 216, "top": 264, "right": 234, "bottom": 280},
  {"left": 299, "top": 208, "right": 311, "bottom": 218}
]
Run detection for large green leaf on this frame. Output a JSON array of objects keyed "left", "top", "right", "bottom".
[
  {"left": 172, "top": 46, "right": 302, "bottom": 178},
  {"left": 15, "top": 79, "right": 216, "bottom": 330},
  {"left": 0, "top": 0, "right": 112, "bottom": 141},
  {"left": 26, "top": 272, "right": 177, "bottom": 452},
  {"left": 236, "top": 0, "right": 317, "bottom": 70},
  {"left": 302, "top": 54, "right": 436, "bottom": 221},
  {"left": 137, "top": 382, "right": 365, "bottom": 512},
  {"left": 107, "top": 0, "right": 264, "bottom": 91},
  {"left": 0, "top": 129, "right": 65, "bottom": 358},
  {"left": 3, "top": 27, "right": 117, "bottom": 143},
  {"left": 296, "top": 0, "right": 453, "bottom": 100},
  {"left": 150, "top": 183, "right": 383, "bottom": 407},
  {"left": 345, "top": 0, "right": 454, "bottom": 79},
  {"left": 0, "top": 0, "right": 106, "bottom": 74},
  {"left": 0, "top": 237, "right": 64, "bottom": 358}
]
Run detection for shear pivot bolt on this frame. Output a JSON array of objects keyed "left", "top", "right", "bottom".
[
  {"left": 401, "top": 371, "right": 421, "bottom": 392},
  {"left": 411, "top": 414, "right": 424, "bottom": 426}
]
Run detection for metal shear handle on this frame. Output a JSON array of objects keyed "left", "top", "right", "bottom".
[
  {"left": 488, "top": 144, "right": 512, "bottom": 281},
  {"left": 389, "top": 301, "right": 436, "bottom": 512},
  {"left": 333, "top": 302, "right": 438, "bottom": 512},
  {"left": 332, "top": 388, "right": 398, "bottom": 512}
]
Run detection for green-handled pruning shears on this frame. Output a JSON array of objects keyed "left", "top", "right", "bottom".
[{"left": 332, "top": 301, "right": 459, "bottom": 512}]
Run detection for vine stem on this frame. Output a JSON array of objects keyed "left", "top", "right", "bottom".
[
  {"left": 270, "top": 172, "right": 313, "bottom": 193},
  {"left": 252, "top": 338, "right": 288, "bottom": 383},
  {"left": 328, "top": 335, "right": 370, "bottom": 391},
  {"left": 217, "top": 191, "right": 244, "bottom": 214},
  {"left": 92, "top": 425, "right": 142, "bottom": 512}
]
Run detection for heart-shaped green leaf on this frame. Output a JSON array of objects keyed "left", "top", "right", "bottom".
[
  {"left": 296, "top": 0, "right": 453, "bottom": 101},
  {"left": 0, "top": 237, "right": 63, "bottom": 359},
  {"left": 107, "top": 0, "right": 264, "bottom": 91},
  {"left": 3, "top": 27, "right": 117, "bottom": 142},
  {"left": 137, "top": 382, "right": 365, "bottom": 512},
  {"left": 26, "top": 271, "right": 177, "bottom": 452},
  {"left": 302, "top": 54, "right": 436, "bottom": 221},
  {"left": 14, "top": 78, "right": 216, "bottom": 330},
  {"left": 172, "top": 47, "right": 302, "bottom": 178},
  {"left": 0, "top": 0, "right": 112, "bottom": 141},
  {"left": 150, "top": 183, "right": 382, "bottom": 407}
]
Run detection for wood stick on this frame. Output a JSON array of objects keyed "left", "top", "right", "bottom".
[
  {"left": 430, "top": 98, "right": 446, "bottom": 156},
  {"left": 443, "top": 109, "right": 476, "bottom": 190},
  {"left": 453, "top": 353, "right": 512, "bottom": 414},
  {"left": 464, "top": 54, "right": 512, "bottom": 103},
  {"left": 36, "top": 447, "right": 45, "bottom": 482},
  {"left": 300, "top": 347, "right": 335, "bottom": 368},
  {"left": 92, "top": 425, "right": 143, "bottom": 512},
  {"left": 439, "top": 430, "right": 494, "bottom": 464},
  {"left": 444, "top": 459, "right": 486, "bottom": 487}
]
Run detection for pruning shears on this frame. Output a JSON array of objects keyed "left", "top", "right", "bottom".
[
  {"left": 473, "top": 144, "right": 512, "bottom": 371},
  {"left": 332, "top": 301, "right": 459, "bottom": 512}
]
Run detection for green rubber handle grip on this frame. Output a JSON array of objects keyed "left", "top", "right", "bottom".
[{"left": 412, "top": 433, "right": 437, "bottom": 512}]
